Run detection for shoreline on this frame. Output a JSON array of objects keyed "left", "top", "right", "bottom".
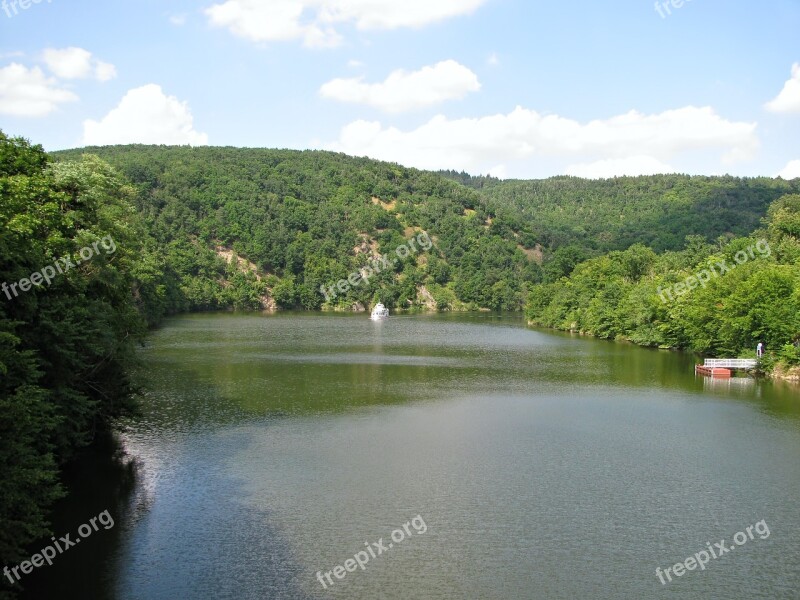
[{"left": 526, "top": 320, "right": 800, "bottom": 385}]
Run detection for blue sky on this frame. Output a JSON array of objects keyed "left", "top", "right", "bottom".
[{"left": 1, "top": 0, "right": 799, "bottom": 179}]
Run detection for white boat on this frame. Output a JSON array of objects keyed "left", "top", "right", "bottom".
[{"left": 370, "top": 303, "right": 389, "bottom": 320}]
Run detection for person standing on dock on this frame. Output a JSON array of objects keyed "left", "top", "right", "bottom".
[{"left": 757, "top": 342, "right": 764, "bottom": 358}]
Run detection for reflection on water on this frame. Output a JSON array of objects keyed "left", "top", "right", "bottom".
[
  {"left": 703, "top": 375, "right": 757, "bottom": 394},
  {"left": 24, "top": 313, "right": 800, "bottom": 600}
]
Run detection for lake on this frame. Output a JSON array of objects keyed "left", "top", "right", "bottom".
[{"left": 23, "top": 313, "right": 800, "bottom": 599}]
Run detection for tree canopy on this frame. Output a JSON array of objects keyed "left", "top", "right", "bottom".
[
  {"left": 53, "top": 145, "right": 799, "bottom": 313},
  {"left": 0, "top": 133, "right": 146, "bottom": 582},
  {"left": 525, "top": 194, "right": 800, "bottom": 365}
]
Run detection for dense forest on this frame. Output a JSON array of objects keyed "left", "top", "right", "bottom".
[
  {"left": 0, "top": 133, "right": 147, "bottom": 596},
  {"left": 2, "top": 130, "right": 799, "bottom": 594},
  {"left": 525, "top": 194, "right": 800, "bottom": 369},
  {"left": 53, "top": 145, "right": 543, "bottom": 314},
  {"left": 480, "top": 175, "right": 797, "bottom": 253},
  {"left": 53, "top": 145, "right": 799, "bottom": 316}
]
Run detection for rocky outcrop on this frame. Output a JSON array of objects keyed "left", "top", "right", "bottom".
[{"left": 772, "top": 364, "right": 800, "bottom": 382}]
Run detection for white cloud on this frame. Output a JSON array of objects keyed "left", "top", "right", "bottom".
[
  {"left": 0, "top": 63, "right": 78, "bottom": 117},
  {"left": 82, "top": 84, "right": 209, "bottom": 146},
  {"left": 204, "top": 0, "right": 486, "bottom": 47},
  {"left": 765, "top": 63, "right": 800, "bottom": 113},
  {"left": 93, "top": 61, "right": 117, "bottom": 82},
  {"left": 320, "top": 60, "right": 480, "bottom": 113},
  {"left": 487, "top": 52, "right": 500, "bottom": 67},
  {"left": 565, "top": 156, "right": 675, "bottom": 179},
  {"left": 777, "top": 159, "right": 800, "bottom": 179},
  {"left": 323, "top": 105, "right": 758, "bottom": 177},
  {"left": 205, "top": 0, "right": 342, "bottom": 47},
  {"left": 170, "top": 14, "right": 188, "bottom": 26},
  {"left": 317, "top": 0, "right": 487, "bottom": 29},
  {"left": 42, "top": 47, "right": 117, "bottom": 81},
  {"left": 347, "top": 59, "right": 364, "bottom": 68}
]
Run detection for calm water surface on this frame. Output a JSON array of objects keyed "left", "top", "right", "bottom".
[{"left": 25, "top": 313, "right": 800, "bottom": 599}]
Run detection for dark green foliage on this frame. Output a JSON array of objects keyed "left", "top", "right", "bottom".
[
  {"left": 483, "top": 175, "right": 799, "bottom": 253},
  {"left": 526, "top": 194, "right": 800, "bottom": 366},
  {"left": 0, "top": 133, "right": 146, "bottom": 584},
  {"left": 52, "top": 146, "right": 542, "bottom": 311},
  {"left": 51, "top": 147, "right": 799, "bottom": 314}
]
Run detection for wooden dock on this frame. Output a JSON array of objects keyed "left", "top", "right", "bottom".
[
  {"left": 695, "top": 365, "right": 732, "bottom": 378},
  {"left": 695, "top": 358, "right": 757, "bottom": 378},
  {"left": 702, "top": 358, "right": 758, "bottom": 370}
]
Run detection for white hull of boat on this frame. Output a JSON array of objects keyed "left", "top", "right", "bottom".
[{"left": 370, "top": 303, "right": 389, "bottom": 320}]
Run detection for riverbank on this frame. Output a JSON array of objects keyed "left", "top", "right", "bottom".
[
  {"left": 773, "top": 364, "right": 800, "bottom": 382},
  {"left": 526, "top": 320, "right": 800, "bottom": 385}
]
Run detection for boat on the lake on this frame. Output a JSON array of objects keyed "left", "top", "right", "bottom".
[{"left": 370, "top": 303, "right": 389, "bottom": 320}]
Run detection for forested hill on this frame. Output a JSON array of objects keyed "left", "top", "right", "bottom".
[
  {"left": 524, "top": 193, "right": 800, "bottom": 371},
  {"left": 450, "top": 173, "right": 799, "bottom": 252},
  {"left": 52, "top": 145, "right": 539, "bottom": 315},
  {"left": 52, "top": 146, "right": 799, "bottom": 317}
]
